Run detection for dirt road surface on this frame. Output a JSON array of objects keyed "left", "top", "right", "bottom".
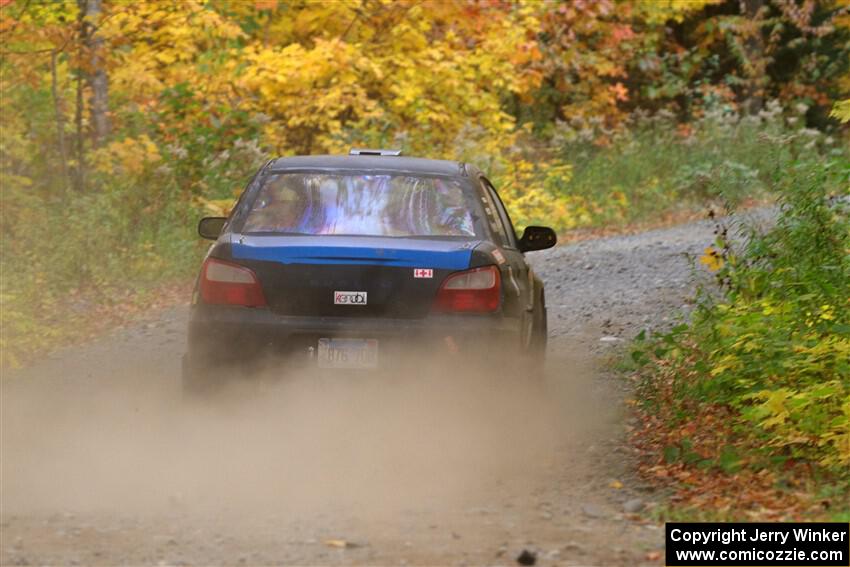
[{"left": 1, "top": 217, "right": 728, "bottom": 566}]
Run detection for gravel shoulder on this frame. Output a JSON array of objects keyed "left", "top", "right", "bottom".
[{"left": 1, "top": 215, "right": 741, "bottom": 566}]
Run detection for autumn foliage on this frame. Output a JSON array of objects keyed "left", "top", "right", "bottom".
[{"left": 3, "top": 0, "right": 848, "bottom": 191}]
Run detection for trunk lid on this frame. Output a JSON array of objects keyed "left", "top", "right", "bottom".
[{"left": 229, "top": 235, "right": 477, "bottom": 319}]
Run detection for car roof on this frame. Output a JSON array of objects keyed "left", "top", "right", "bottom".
[{"left": 267, "top": 155, "right": 470, "bottom": 177}]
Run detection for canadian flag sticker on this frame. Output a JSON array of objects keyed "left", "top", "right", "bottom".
[{"left": 413, "top": 268, "right": 433, "bottom": 278}]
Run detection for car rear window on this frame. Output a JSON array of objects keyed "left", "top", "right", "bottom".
[{"left": 240, "top": 173, "right": 479, "bottom": 237}]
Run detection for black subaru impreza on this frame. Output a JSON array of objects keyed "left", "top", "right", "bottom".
[{"left": 184, "top": 150, "right": 556, "bottom": 393}]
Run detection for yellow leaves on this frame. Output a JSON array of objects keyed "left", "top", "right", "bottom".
[
  {"left": 611, "top": 190, "right": 629, "bottom": 208},
  {"left": 747, "top": 381, "right": 850, "bottom": 468},
  {"left": 830, "top": 99, "right": 850, "bottom": 123},
  {"left": 84, "top": 0, "right": 536, "bottom": 157},
  {"left": 699, "top": 246, "right": 724, "bottom": 272},
  {"left": 240, "top": 38, "right": 380, "bottom": 153},
  {"left": 92, "top": 135, "right": 160, "bottom": 177},
  {"left": 820, "top": 430, "right": 850, "bottom": 467},
  {"left": 492, "top": 157, "right": 600, "bottom": 232},
  {"left": 819, "top": 304, "right": 836, "bottom": 321},
  {"left": 285, "top": 0, "right": 360, "bottom": 41},
  {"left": 637, "top": 0, "right": 726, "bottom": 24},
  {"left": 231, "top": 0, "right": 526, "bottom": 156},
  {"left": 1, "top": 173, "right": 32, "bottom": 191},
  {"left": 103, "top": 0, "right": 243, "bottom": 101},
  {"left": 760, "top": 299, "right": 776, "bottom": 316},
  {"left": 710, "top": 353, "right": 742, "bottom": 377},
  {"left": 155, "top": 51, "right": 177, "bottom": 65},
  {"left": 753, "top": 389, "right": 793, "bottom": 428},
  {"left": 819, "top": 397, "right": 850, "bottom": 467}
]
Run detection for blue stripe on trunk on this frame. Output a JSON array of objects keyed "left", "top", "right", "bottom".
[{"left": 231, "top": 242, "right": 473, "bottom": 270}]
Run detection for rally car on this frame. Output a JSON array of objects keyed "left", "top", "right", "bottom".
[{"left": 183, "top": 150, "right": 556, "bottom": 393}]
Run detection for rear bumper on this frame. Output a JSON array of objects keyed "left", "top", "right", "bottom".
[{"left": 187, "top": 304, "right": 521, "bottom": 362}]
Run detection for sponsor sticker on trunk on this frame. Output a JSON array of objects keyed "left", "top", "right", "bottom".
[
  {"left": 413, "top": 268, "right": 433, "bottom": 278},
  {"left": 334, "top": 291, "right": 368, "bottom": 305}
]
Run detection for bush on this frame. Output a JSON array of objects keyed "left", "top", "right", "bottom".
[{"left": 632, "top": 155, "right": 850, "bottom": 517}]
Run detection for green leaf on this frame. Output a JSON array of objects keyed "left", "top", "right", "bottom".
[
  {"left": 663, "top": 445, "right": 681, "bottom": 463},
  {"left": 718, "top": 445, "right": 741, "bottom": 474}
]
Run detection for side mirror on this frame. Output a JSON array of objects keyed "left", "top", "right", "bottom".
[
  {"left": 518, "top": 226, "right": 557, "bottom": 252},
  {"left": 198, "top": 217, "right": 227, "bottom": 240}
]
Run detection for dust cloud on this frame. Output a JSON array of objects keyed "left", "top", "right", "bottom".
[{"left": 1, "top": 349, "right": 606, "bottom": 530}]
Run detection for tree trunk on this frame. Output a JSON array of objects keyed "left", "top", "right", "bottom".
[
  {"left": 50, "top": 50, "right": 70, "bottom": 193},
  {"left": 740, "top": 0, "right": 766, "bottom": 115},
  {"left": 81, "top": 0, "right": 110, "bottom": 146},
  {"left": 73, "top": 1, "right": 86, "bottom": 191}
]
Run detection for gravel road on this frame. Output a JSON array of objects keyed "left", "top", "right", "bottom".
[{"left": 1, "top": 215, "right": 736, "bottom": 566}]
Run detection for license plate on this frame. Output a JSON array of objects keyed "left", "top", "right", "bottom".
[{"left": 317, "top": 338, "right": 379, "bottom": 369}]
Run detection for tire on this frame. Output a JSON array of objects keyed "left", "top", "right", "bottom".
[{"left": 527, "top": 303, "right": 547, "bottom": 377}]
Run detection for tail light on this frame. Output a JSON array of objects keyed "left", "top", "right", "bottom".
[
  {"left": 433, "top": 265, "right": 501, "bottom": 313},
  {"left": 199, "top": 258, "right": 267, "bottom": 307}
]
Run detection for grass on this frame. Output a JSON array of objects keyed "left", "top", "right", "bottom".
[
  {"left": 548, "top": 103, "right": 842, "bottom": 228},
  {"left": 488, "top": 102, "right": 843, "bottom": 235}
]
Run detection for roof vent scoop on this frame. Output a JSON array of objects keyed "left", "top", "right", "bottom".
[{"left": 349, "top": 148, "right": 402, "bottom": 156}]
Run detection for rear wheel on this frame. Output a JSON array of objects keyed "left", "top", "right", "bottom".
[{"left": 523, "top": 296, "right": 547, "bottom": 380}]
